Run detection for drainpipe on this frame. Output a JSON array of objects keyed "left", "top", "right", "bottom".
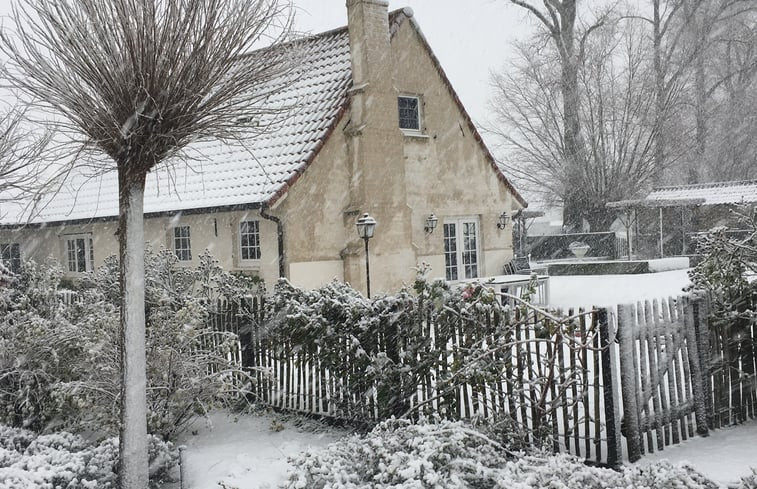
[{"left": 260, "top": 205, "right": 285, "bottom": 278}]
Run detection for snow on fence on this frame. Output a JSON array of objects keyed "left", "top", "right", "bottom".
[{"left": 210, "top": 291, "right": 757, "bottom": 466}]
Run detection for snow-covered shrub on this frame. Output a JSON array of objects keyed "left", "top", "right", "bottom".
[
  {"left": 734, "top": 468, "right": 757, "bottom": 489},
  {"left": 267, "top": 269, "right": 588, "bottom": 449},
  {"left": 0, "top": 249, "right": 255, "bottom": 439},
  {"left": 688, "top": 208, "right": 757, "bottom": 332},
  {"left": 0, "top": 423, "right": 177, "bottom": 489},
  {"left": 0, "top": 261, "right": 79, "bottom": 431},
  {"left": 285, "top": 418, "right": 718, "bottom": 489},
  {"left": 58, "top": 248, "right": 255, "bottom": 439}
]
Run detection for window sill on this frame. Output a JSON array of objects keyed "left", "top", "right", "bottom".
[
  {"left": 401, "top": 131, "right": 430, "bottom": 140},
  {"left": 236, "top": 260, "right": 262, "bottom": 270}
]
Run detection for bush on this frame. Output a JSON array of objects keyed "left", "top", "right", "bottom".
[
  {"left": 0, "top": 423, "right": 177, "bottom": 488},
  {"left": 734, "top": 469, "right": 757, "bottom": 489},
  {"left": 0, "top": 249, "right": 256, "bottom": 439},
  {"left": 285, "top": 418, "right": 718, "bottom": 489}
]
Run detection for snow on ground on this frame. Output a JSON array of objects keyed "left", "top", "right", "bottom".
[
  {"left": 642, "top": 418, "right": 757, "bottom": 487},
  {"left": 547, "top": 269, "right": 692, "bottom": 309},
  {"left": 174, "top": 410, "right": 346, "bottom": 489}
]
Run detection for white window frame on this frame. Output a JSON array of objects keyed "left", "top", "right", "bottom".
[
  {"left": 65, "top": 234, "right": 94, "bottom": 274},
  {"left": 443, "top": 217, "right": 481, "bottom": 282},
  {"left": 398, "top": 95, "right": 422, "bottom": 134},
  {"left": 238, "top": 219, "right": 262, "bottom": 265},
  {"left": 173, "top": 225, "right": 192, "bottom": 261},
  {"left": 0, "top": 242, "right": 21, "bottom": 274}
]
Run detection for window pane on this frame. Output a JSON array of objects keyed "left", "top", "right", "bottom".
[
  {"left": 443, "top": 223, "right": 458, "bottom": 281},
  {"left": 0, "top": 244, "right": 20, "bottom": 274},
  {"left": 398, "top": 96, "right": 420, "bottom": 131},
  {"left": 174, "top": 226, "right": 192, "bottom": 261},
  {"left": 462, "top": 222, "right": 478, "bottom": 279},
  {"left": 88, "top": 238, "right": 94, "bottom": 272},
  {"left": 67, "top": 240, "right": 76, "bottom": 272},
  {"left": 76, "top": 238, "right": 86, "bottom": 272},
  {"left": 240, "top": 220, "right": 261, "bottom": 261}
]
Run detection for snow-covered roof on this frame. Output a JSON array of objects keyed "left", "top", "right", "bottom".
[
  {"left": 646, "top": 180, "right": 757, "bottom": 206},
  {"left": 3, "top": 27, "right": 352, "bottom": 225}
]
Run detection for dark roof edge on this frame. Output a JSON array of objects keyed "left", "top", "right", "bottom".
[
  {"left": 403, "top": 14, "right": 528, "bottom": 208},
  {"left": 0, "top": 201, "right": 264, "bottom": 230}
]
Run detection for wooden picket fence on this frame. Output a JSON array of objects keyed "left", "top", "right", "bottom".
[{"left": 217, "top": 291, "right": 757, "bottom": 466}]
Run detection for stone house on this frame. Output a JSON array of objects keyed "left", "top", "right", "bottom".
[{"left": 0, "top": 0, "right": 526, "bottom": 295}]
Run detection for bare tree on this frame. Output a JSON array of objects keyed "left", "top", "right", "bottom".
[
  {"left": 506, "top": 0, "right": 610, "bottom": 230},
  {"left": 1, "top": 0, "right": 297, "bottom": 486},
  {"left": 0, "top": 107, "right": 52, "bottom": 210},
  {"left": 490, "top": 20, "right": 662, "bottom": 231}
]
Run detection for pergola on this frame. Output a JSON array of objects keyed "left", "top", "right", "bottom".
[{"left": 606, "top": 198, "right": 705, "bottom": 260}]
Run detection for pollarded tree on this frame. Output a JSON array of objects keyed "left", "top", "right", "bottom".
[{"left": 0, "top": 0, "right": 297, "bottom": 487}]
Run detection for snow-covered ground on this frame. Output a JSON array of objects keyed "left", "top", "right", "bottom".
[
  {"left": 643, "top": 418, "right": 757, "bottom": 487},
  {"left": 174, "top": 410, "right": 345, "bottom": 489},
  {"left": 547, "top": 269, "right": 691, "bottom": 308},
  {"left": 173, "top": 409, "right": 756, "bottom": 489}
]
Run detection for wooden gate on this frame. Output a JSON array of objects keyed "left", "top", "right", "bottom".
[{"left": 614, "top": 295, "right": 710, "bottom": 462}]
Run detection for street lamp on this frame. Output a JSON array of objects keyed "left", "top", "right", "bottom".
[{"left": 355, "top": 212, "right": 377, "bottom": 298}]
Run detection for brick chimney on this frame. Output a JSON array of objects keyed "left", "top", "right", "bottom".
[{"left": 344, "top": 0, "right": 415, "bottom": 294}]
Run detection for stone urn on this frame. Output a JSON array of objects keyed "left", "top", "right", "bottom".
[{"left": 568, "top": 241, "right": 591, "bottom": 259}]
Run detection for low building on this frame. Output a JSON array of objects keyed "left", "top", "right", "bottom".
[
  {"left": 0, "top": 0, "right": 526, "bottom": 294},
  {"left": 608, "top": 180, "right": 757, "bottom": 259}
]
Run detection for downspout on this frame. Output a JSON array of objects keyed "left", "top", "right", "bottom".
[{"left": 260, "top": 205, "right": 285, "bottom": 278}]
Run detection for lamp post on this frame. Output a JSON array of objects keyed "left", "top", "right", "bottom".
[{"left": 355, "top": 212, "right": 377, "bottom": 298}]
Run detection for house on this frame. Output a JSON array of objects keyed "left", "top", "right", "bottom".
[
  {"left": 0, "top": 0, "right": 526, "bottom": 295},
  {"left": 607, "top": 180, "right": 757, "bottom": 258}
]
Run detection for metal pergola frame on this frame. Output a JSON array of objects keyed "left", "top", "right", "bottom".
[{"left": 606, "top": 198, "right": 705, "bottom": 260}]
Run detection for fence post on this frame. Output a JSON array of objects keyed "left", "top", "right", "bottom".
[
  {"left": 617, "top": 303, "right": 642, "bottom": 463},
  {"left": 689, "top": 296, "right": 710, "bottom": 436},
  {"left": 598, "top": 307, "right": 622, "bottom": 468}
]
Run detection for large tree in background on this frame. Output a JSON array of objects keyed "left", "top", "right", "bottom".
[
  {"left": 506, "top": 0, "right": 609, "bottom": 231},
  {"left": 1, "top": 0, "right": 297, "bottom": 486},
  {"left": 490, "top": 20, "right": 661, "bottom": 231}
]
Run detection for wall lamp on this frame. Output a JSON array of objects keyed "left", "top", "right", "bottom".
[
  {"left": 497, "top": 211, "right": 509, "bottom": 230},
  {"left": 424, "top": 213, "right": 438, "bottom": 234}
]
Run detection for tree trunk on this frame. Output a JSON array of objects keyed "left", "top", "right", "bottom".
[
  {"left": 118, "top": 170, "right": 148, "bottom": 489},
  {"left": 653, "top": 0, "right": 665, "bottom": 176},
  {"left": 559, "top": 3, "right": 585, "bottom": 232}
]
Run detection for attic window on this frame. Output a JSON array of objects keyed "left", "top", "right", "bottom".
[{"left": 398, "top": 96, "right": 421, "bottom": 132}]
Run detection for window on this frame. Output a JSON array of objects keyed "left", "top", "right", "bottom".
[
  {"left": 66, "top": 235, "right": 94, "bottom": 273},
  {"left": 398, "top": 95, "right": 421, "bottom": 132},
  {"left": 173, "top": 226, "right": 192, "bottom": 261},
  {"left": 240, "top": 220, "right": 261, "bottom": 261},
  {"left": 443, "top": 218, "right": 480, "bottom": 281},
  {"left": 0, "top": 243, "right": 21, "bottom": 274}
]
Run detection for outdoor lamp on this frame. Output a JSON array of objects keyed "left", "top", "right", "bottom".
[
  {"left": 497, "top": 211, "right": 509, "bottom": 230},
  {"left": 424, "top": 213, "right": 438, "bottom": 234},
  {"left": 355, "top": 213, "right": 377, "bottom": 297},
  {"left": 356, "top": 213, "right": 377, "bottom": 239}
]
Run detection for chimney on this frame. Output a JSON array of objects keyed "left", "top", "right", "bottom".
[
  {"left": 343, "top": 0, "right": 414, "bottom": 294},
  {"left": 346, "top": 0, "right": 392, "bottom": 95}
]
